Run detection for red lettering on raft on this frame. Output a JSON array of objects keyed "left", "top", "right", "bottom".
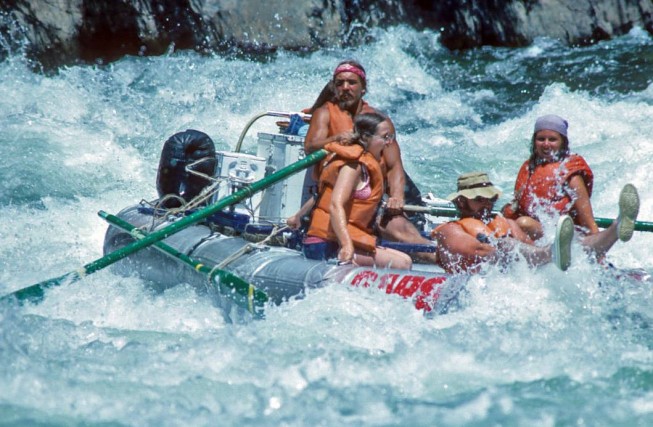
[{"left": 349, "top": 271, "right": 448, "bottom": 312}]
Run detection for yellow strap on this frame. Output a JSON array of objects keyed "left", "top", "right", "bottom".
[{"left": 248, "top": 285, "right": 254, "bottom": 313}]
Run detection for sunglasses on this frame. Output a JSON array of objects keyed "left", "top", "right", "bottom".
[
  {"left": 375, "top": 133, "right": 395, "bottom": 142},
  {"left": 472, "top": 195, "right": 498, "bottom": 203}
]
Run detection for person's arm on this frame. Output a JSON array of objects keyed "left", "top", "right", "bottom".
[
  {"left": 330, "top": 163, "right": 361, "bottom": 262},
  {"left": 501, "top": 201, "right": 519, "bottom": 219},
  {"left": 435, "top": 223, "right": 497, "bottom": 270},
  {"left": 567, "top": 174, "right": 599, "bottom": 234},
  {"left": 502, "top": 163, "right": 528, "bottom": 219},
  {"left": 303, "top": 106, "right": 355, "bottom": 153},
  {"left": 381, "top": 120, "right": 406, "bottom": 210},
  {"left": 506, "top": 218, "right": 534, "bottom": 244},
  {"left": 287, "top": 198, "right": 315, "bottom": 229},
  {"left": 435, "top": 223, "right": 497, "bottom": 260}
]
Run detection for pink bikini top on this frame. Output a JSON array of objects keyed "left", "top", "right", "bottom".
[{"left": 353, "top": 165, "right": 372, "bottom": 200}]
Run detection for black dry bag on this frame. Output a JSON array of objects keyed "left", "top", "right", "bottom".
[{"left": 156, "top": 129, "right": 217, "bottom": 208}]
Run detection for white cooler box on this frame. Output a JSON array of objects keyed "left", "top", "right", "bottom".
[
  {"left": 212, "top": 151, "right": 266, "bottom": 218},
  {"left": 256, "top": 132, "right": 306, "bottom": 223}
]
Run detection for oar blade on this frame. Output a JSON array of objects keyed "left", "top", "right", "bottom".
[{"left": 2, "top": 271, "right": 81, "bottom": 304}]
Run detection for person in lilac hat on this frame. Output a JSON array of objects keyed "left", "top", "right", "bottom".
[{"left": 502, "top": 114, "right": 640, "bottom": 261}]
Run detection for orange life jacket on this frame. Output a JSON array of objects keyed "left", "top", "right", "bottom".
[
  {"left": 307, "top": 143, "right": 384, "bottom": 253},
  {"left": 313, "top": 101, "right": 387, "bottom": 178},
  {"left": 456, "top": 216, "right": 511, "bottom": 239},
  {"left": 432, "top": 215, "right": 511, "bottom": 240},
  {"left": 326, "top": 100, "right": 375, "bottom": 137},
  {"left": 508, "top": 154, "right": 593, "bottom": 223},
  {"left": 432, "top": 215, "right": 511, "bottom": 273}
]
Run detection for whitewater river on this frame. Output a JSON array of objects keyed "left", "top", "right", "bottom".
[{"left": 1, "top": 26, "right": 653, "bottom": 425}]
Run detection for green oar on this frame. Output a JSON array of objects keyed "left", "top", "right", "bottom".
[
  {"left": 593, "top": 217, "right": 653, "bottom": 232},
  {"left": 404, "top": 204, "right": 653, "bottom": 232},
  {"left": 98, "top": 210, "right": 267, "bottom": 318},
  {"left": 2, "top": 149, "right": 327, "bottom": 304}
]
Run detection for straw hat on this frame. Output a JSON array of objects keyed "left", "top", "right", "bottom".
[{"left": 446, "top": 172, "right": 503, "bottom": 201}]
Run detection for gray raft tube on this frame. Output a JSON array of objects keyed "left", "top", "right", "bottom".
[
  {"left": 102, "top": 204, "right": 338, "bottom": 304},
  {"left": 103, "top": 205, "right": 464, "bottom": 318}
]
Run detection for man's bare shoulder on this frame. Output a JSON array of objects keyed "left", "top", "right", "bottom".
[
  {"left": 435, "top": 221, "right": 463, "bottom": 238},
  {"left": 315, "top": 103, "right": 331, "bottom": 114},
  {"left": 361, "top": 102, "right": 377, "bottom": 114},
  {"left": 311, "top": 104, "right": 331, "bottom": 121}
]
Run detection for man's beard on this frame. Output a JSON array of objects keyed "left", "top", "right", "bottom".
[
  {"left": 338, "top": 96, "right": 357, "bottom": 111},
  {"left": 471, "top": 206, "right": 493, "bottom": 222},
  {"left": 478, "top": 207, "right": 493, "bottom": 222}
]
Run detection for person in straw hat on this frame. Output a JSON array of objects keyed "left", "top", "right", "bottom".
[{"left": 432, "top": 171, "right": 574, "bottom": 274}]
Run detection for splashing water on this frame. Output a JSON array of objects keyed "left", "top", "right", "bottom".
[{"left": 1, "top": 25, "right": 653, "bottom": 426}]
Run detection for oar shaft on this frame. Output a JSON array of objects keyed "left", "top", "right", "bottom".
[
  {"left": 4, "top": 149, "right": 326, "bottom": 303},
  {"left": 593, "top": 217, "right": 653, "bottom": 232},
  {"left": 98, "top": 211, "right": 267, "bottom": 317},
  {"left": 405, "top": 204, "right": 653, "bottom": 232},
  {"left": 87, "top": 148, "right": 326, "bottom": 273},
  {"left": 266, "top": 111, "right": 312, "bottom": 120},
  {"left": 57, "top": 150, "right": 325, "bottom": 274},
  {"left": 403, "top": 205, "right": 458, "bottom": 216}
]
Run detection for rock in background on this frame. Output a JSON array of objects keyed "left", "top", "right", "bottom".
[
  {"left": 0, "top": 0, "right": 652, "bottom": 69},
  {"left": 408, "top": 0, "right": 653, "bottom": 49}
]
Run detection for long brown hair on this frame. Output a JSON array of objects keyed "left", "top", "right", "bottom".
[
  {"left": 353, "top": 112, "right": 388, "bottom": 149},
  {"left": 306, "top": 81, "right": 337, "bottom": 113}
]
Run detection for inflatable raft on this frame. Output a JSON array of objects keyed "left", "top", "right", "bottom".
[
  {"left": 103, "top": 203, "right": 465, "bottom": 321},
  {"left": 102, "top": 114, "right": 466, "bottom": 320}
]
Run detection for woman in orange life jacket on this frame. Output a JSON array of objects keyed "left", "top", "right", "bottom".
[
  {"left": 292, "top": 60, "right": 433, "bottom": 261},
  {"left": 300, "top": 112, "right": 412, "bottom": 269},
  {"left": 433, "top": 172, "right": 574, "bottom": 274},
  {"left": 502, "top": 114, "right": 640, "bottom": 260}
]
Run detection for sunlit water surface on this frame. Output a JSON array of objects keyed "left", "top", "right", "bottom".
[{"left": 1, "top": 26, "right": 653, "bottom": 426}]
